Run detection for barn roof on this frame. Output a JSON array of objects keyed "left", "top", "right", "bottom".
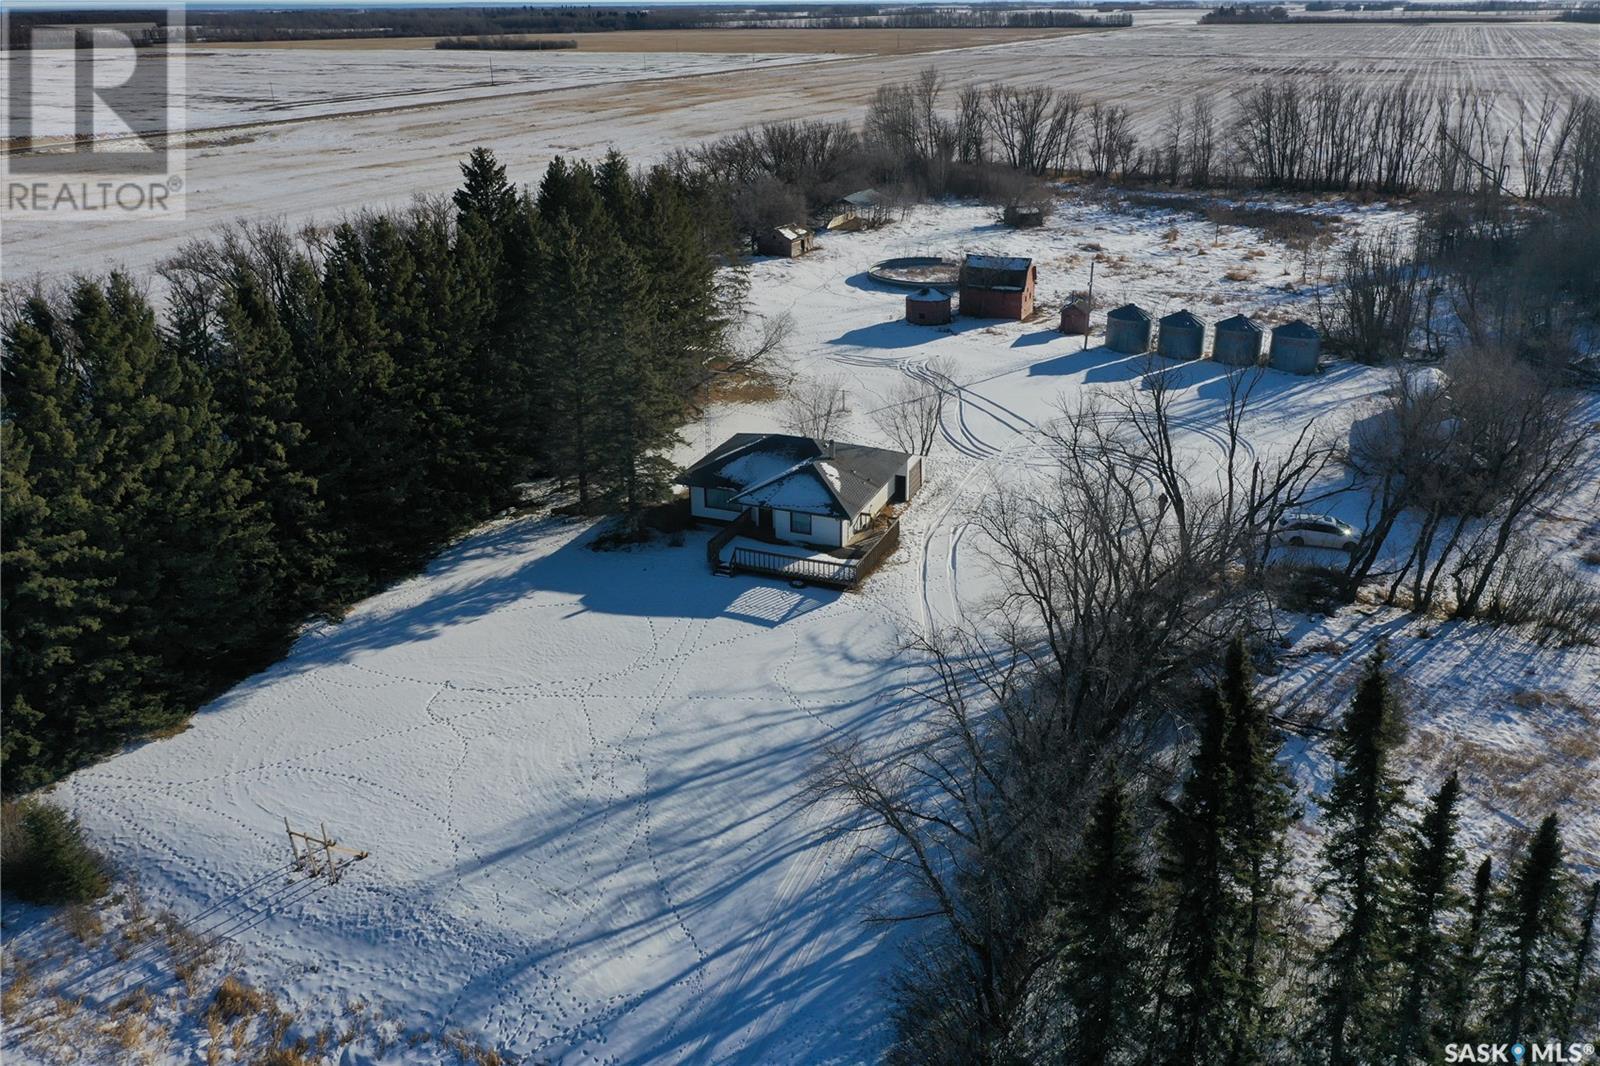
[
  {"left": 1216, "top": 313, "right": 1263, "bottom": 333},
  {"left": 678, "top": 433, "right": 910, "bottom": 519},
  {"left": 1274, "top": 319, "right": 1319, "bottom": 338},
  {"left": 960, "top": 254, "right": 1034, "bottom": 292},
  {"left": 1107, "top": 303, "right": 1151, "bottom": 322},
  {"left": 1160, "top": 309, "right": 1205, "bottom": 329}
]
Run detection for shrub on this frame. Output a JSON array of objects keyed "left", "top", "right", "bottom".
[
  {"left": 0, "top": 800, "right": 110, "bottom": 905},
  {"left": 210, "top": 976, "right": 268, "bottom": 1023}
]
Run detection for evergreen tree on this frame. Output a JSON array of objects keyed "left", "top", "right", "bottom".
[
  {"left": 529, "top": 212, "right": 605, "bottom": 508},
  {"left": 1217, "top": 637, "right": 1297, "bottom": 1066},
  {"left": 1154, "top": 685, "right": 1239, "bottom": 1063},
  {"left": 453, "top": 146, "right": 520, "bottom": 236},
  {"left": 1486, "top": 815, "right": 1574, "bottom": 1041},
  {"left": 1563, "top": 881, "right": 1599, "bottom": 1038},
  {"left": 3, "top": 801, "right": 110, "bottom": 904},
  {"left": 1437, "top": 856, "right": 1493, "bottom": 1047},
  {"left": 1, "top": 305, "right": 122, "bottom": 787},
  {"left": 1313, "top": 648, "right": 1408, "bottom": 1065},
  {"left": 210, "top": 270, "right": 335, "bottom": 636},
  {"left": 1390, "top": 772, "right": 1466, "bottom": 1065},
  {"left": 1054, "top": 778, "right": 1152, "bottom": 1066}
]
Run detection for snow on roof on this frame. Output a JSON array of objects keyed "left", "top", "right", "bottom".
[
  {"left": 965, "top": 254, "right": 1032, "bottom": 272},
  {"left": 721, "top": 449, "right": 806, "bottom": 487},
  {"left": 841, "top": 189, "right": 884, "bottom": 207},
  {"left": 1216, "top": 313, "right": 1263, "bottom": 332},
  {"left": 907, "top": 287, "right": 949, "bottom": 302},
  {"left": 679, "top": 433, "right": 911, "bottom": 519},
  {"left": 772, "top": 225, "right": 810, "bottom": 241},
  {"left": 732, "top": 466, "right": 840, "bottom": 515}
]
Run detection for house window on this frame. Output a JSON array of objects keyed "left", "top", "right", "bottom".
[
  {"left": 704, "top": 488, "right": 735, "bottom": 511},
  {"left": 790, "top": 511, "right": 813, "bottom": 535}
]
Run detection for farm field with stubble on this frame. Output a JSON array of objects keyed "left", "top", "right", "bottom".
[{"left": 3, "top": 14, "right": 1597, "bottom": 282}]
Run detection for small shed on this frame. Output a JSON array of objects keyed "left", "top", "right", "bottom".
[
  {"left": 1269, "top": 319, "right": 1321, "bottom": 375},
  {"left": 1157, "top": 309, "right": 1206, "bottom": 361},
  {"left": 1105, "top": 303, "right": 1153, "bottom": 354},
  {"left": 822, "top": 188, "right": 885, "bottom": 231},
  {"left": 1003, "top": 205, "right": 1046, "bottom": 229},
  {"left": 958, "top": 254, "right": 1037, "bottom": 320},
  {"left": 1213, "top": 314, "right": 1265, "bottom": 366},
  {"left": 906, "top": 287, "right": 952, "bottom": 326},
  {"left": 1059, "top": 299, "right": 1091, "bottom": 336},
  {"left": 756, "top": 224, "right": 815, "bottom": 258}
]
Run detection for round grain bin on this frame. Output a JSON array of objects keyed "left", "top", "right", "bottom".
[
  {"left": 906, "top": 287, "right": 952, "bottom": 326},
  {"left": 1157, "top": 309, "right": 1206, "bottom": 361},
  {"left": 1105, "top": 303, "right": 1152, "bottom": 354},
  {"left": 1269, "top": 319, "right": 1321, "bottom": 375},
  {"left": 1213, "top": 314, "right": 1265, "bottom": 367}
]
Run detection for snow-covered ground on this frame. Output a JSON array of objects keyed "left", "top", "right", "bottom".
[{"left": 7, "top": 197, "right": 1597, "bottom": 1064}]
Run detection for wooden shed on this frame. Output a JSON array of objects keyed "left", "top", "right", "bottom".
[
  {"left": 756, "top": 224, "right": 815, "bottom": 258},
  {"left": 906, "top": 287, "right": 952, "bottom": 326},
  {"left": 1157, "top": 309, "right": 1206, "bottom": 361},
  {"left": 1105, "top": 303, "right": 1153, "bottom": 354},
  {"left": 958, "top": 254, "right": 1036, "bottom": 321},
  {"left": 1059, "top": 299, "right": 1091, "bottom": 336}
]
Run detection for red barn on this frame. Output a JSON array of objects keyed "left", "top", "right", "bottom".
[{"left": 958, "top": 254, "right": 1036, "bottom": 321}]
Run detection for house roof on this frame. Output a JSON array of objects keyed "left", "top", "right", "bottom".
[
  {"left": 678, "top": 433, "right": 911, "bottom": 519},
  {"left": 1216, "top": 313, "right": 1263, "bottom": 333},
  {"left": 1274, "top": 319, "right": 1319, "bottom": 338},
  {"left": 960, "top": 254, "right": 1034, "bottom": 292},
  {"left": 1160, "top": 309, "right": 1205, "bottom": 329},
  {"left": 1107, "top": 303, "right": 1151, "bottom": 322}
]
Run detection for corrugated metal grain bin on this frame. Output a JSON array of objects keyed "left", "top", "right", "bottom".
[
  {"left": 1269, "top": 319, "right": 1321, "bottom": 375},
  {"left": 1157, "top": 309, "right": 1206, "bottom": 361},
  {"left": 1213, "top": 314, "right": 1265, "bottom": 366},
  {"left": 1105, "top": 303, "right": 1152, "bottom": 354}
]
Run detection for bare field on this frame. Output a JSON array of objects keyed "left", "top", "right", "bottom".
[
  {"left": 218, "top": 26, "right": 1097, "bottom": 55},
  {"left": 4, "top": 17, "right": 1597, "bottom": 282}
]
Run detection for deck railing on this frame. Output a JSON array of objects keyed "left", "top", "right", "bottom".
[{"left": 719, "top": 518, "right": 902, "bottom": 590}]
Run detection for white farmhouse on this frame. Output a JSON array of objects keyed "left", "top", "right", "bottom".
[{"left": 678, "top": 433, "right": 922, "bottom": 549}]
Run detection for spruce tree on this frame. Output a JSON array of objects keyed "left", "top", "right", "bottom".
[
  {"left": 1563, "top": 881, "right": 1599, "bottom": 1039},
  {"left": 453, "top": 147, "right": 520, "bottom": 235},
  {"left": 1437, "top": 856, "right": 1493, "bottom": 1047},
  {"left": 1054, "top": 778, "right": 1152, "bottom": 1066},
  {"left": 210, "top": 269, "right": 335, "bottom": 637},
  {"left": 1154, "top": 685, "right": 1239, "bottom": 1063},
  {"left": 1390, "top": 771, "right": 1466, "bottom": 1065},
  {"left": 1314, "top": 648, "right": 1408, "bottom": 1065},
  {"left": 1486, "top": 815, "right": 1574, "bottom": 1042},
  {"left": 1217, "top": 637, "right": 1297, "bottom": 1066}
]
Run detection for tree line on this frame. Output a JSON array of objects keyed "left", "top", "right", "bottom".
[
  {"left": 833, "top": 638, "right": 1599, "bottom": 1065},
  {"left": 1, "top": 148, "right": 733, "bottom": 792}
]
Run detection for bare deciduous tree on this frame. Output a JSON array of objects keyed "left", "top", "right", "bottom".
[
  {"left": 871, "top": 359, "right": 950, "bottom": 456},
  {"left": 780, "top": 373, "right": 852, "bottom": 441}
]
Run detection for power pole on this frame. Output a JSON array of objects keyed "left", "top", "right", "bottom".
[{"left": 1083, "top": 257, "right": 1096, "bottom": 351}]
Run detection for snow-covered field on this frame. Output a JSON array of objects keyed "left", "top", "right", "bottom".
[
  {"left": 5, "top": 15, "right": 1598, "bottom": 282},
  {"left": 6, "top": 198, "right": 1598, "bottom": 1064}
]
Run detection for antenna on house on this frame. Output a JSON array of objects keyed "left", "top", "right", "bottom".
[{"left": 285, "top": 817, "right": 369, "bottom": 884}]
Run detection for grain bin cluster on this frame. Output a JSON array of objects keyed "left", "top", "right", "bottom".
[{"left": 1086, "top": 301, "right": 1321, "bottom": 373}]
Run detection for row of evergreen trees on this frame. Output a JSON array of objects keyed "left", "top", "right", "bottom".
[
  {"left": 2, "top": 148, "right": 731, "bottom": 792},
  {"left": 1018, "top": 645, "right": 1597, "bottom": 1065}
]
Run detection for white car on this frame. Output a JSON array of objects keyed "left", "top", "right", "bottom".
[{"left": 1273, "top": 513, "right": 1361, "bottom": 552}]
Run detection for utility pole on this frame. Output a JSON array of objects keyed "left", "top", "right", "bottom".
[{"left": 1083, "top": 257, "right": 1096, "bottom": 352}]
